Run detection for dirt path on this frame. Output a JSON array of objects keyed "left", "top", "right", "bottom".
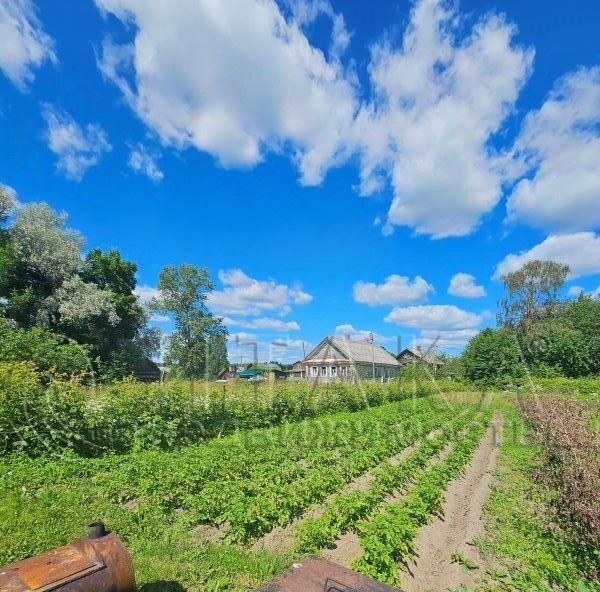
[{"left": 401, "top": 412, "right": 503, "bottom": 592}]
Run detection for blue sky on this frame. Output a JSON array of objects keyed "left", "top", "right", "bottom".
[{"left": 1, "top": 0, "right": 599, "bottom": 363}]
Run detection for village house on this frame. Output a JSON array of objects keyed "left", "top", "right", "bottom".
[
  {"left": 396, "top": 346, "right": 443, "bottom": 370},
  {"left": 301, "top": 336, "right": 401, "bottom": 383}
]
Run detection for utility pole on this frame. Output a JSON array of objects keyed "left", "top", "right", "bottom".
[{"left": 370, "top": 332, "right": 375, "bottom": 380}]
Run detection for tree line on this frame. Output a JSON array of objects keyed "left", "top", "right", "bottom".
[
  {"left": 460, "top": 261, "right": 600, "bottom": 386},
  {"left": 0, "top": 186, "right": 228, "bottom": 381}
]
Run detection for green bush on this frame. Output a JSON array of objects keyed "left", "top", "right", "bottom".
[
  {"left": 463, "top": 328, "right": 525, "bottom": 388},
  {"left": 0, "top": 324, "right": 90, "bottom": 379},
  {"left": 0, "top": 366, "right": 438, "bottom": 457}
]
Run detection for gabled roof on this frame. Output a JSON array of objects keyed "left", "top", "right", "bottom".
[
  {"left": 397, "top": 347, "right": 443, "bottom": 364},
  {"left": 305, "top": 337, "right": 400, "bottom": 366}
]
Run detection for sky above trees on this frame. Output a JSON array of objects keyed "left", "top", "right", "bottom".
[{"left": 1, "top": 0, "right": 599, "bottom": 362}]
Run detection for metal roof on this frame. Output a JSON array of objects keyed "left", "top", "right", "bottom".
[{"left": 306, "top": 337, "right": 400, "bottom": 366}]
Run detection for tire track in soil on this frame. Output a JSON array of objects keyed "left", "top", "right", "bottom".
[{"left": 401, "top": 411, "right": 503, "bottom": 592}]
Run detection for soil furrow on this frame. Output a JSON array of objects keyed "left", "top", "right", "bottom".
[{"left": 401, "top": 411, "right": 503, "bottom": 592}]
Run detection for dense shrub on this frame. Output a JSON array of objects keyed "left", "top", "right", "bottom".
[
  {"left": 0, "top": 324, "right": 90, "bottom": 379},
  {"left": 0, "top": 364, "right": 437, "bottom": 457},
  {"left": 520, "top": 396, "right": 600, "bottom": 574},
  {"left": 462, "top": 328, "right": 525, "bottom": 387}
]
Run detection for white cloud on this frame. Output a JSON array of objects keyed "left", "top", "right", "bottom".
[
  {"left": 222, "top": 316, "right": 300, "bottom": 331},
  {"left": 42, "top": 105, "right": 112, "bottom": 180},
  {"left": 95, "top": 0, "right": 357, "bottom": 185},
  {"left": 208, "top": 269, "right": 312, "bottom": 316},
  {"left": 448, "top": 272, "right": 486, "bottom": 298},
  {"left": 228, "top": 331, "right": 257, "bottom": 342},
  {"left": 0, "top": 0, "right": 56, "bottom": 89},
  {"left": 494, "top": 232, "right": 600, "bottom": 280},
  {"left": 566, "top": 285, "right": 584, "bottom": 297},
  {"left": 134, "top": 284, "right": 160, "bottom": 304},
  {"left": 414, "top": 328, "right": 480, "bottom": 351},
  {"left": 354, "top": 274, "right": 434, "bottom": 306},
  {"left": 507, "top": 67, "right": 600, "bottom": 232},
  {"left": 353, "top": 0, "right": 533, "bottom": 238},
  {"left": 334, "top": 323, "right": 393, "bottom": 344},
  {"left": 385, "top": 304, "right": 482, "bottom": 330},
  {"left": 149, "top": 313, "right": 170, "bottom": 323},
  {"left": 128, "top": 143, "right": 163, "bottom": 182}
]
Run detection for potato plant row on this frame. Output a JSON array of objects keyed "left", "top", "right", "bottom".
[
  {"left": 352, "top": 412, "right": 492, "bottom": 585},
  {"left": 293, "top": 408, "right": 479, "bottom": 554},
  {"left": 194, "top": 404, "right": 464, "bottom": 543}
]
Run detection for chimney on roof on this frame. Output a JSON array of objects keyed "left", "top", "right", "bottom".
[
  {"left": 397, "top": 336, "right": 402, "bottom": 355},
  {"left": 345, "top": 334, "right": 351, "bottom": 341},
  {"left": 416, "top": 345, "right": 422, "bottom": 354}
]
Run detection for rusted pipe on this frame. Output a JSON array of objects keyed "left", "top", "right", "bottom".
[{"left": 0, "top": 522, "right": 135, "bottom": 592}]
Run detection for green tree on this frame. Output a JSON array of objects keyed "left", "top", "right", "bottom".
[
  {"left": 206, "top": 329, "right": 229, "bottom": 379},
  {"left": 498, "top": 260, "right": 569, "bottom": 329},
  {"left": 463, "top": 328, "right": 525, "bottom": 387},
  {"left": 150, "top": 264, "right": 227, "bottom": 379}
]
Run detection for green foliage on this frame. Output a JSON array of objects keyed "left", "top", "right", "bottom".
[
  {"left": 151, "top": 264, "right": 227, "bottom": 379},
  {"left": 294, "top": 408, "right": 477, "bottom": 554},
  {"left": 498, "top": 260, "right": 569, "bottom": 329},
  {"left": 463, "top": 329, "right": 525, "bottom": 387},
  {"left": 0, "top": 324, "right": 90, "bottom": 378},
  {"left": 353, "top": 414, "right": 491, "bottom": 585},
  {"left": 478, "top": 407, "right": 599, "bottom": 591},
  {"left": 0, "top": 364, "right": 437, "bottom": 456}
]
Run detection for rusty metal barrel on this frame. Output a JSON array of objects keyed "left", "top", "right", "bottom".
[{"left": 0, "top": 522, "right": 135, "bottom": 592}]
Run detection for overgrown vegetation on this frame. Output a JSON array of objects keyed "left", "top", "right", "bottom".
[
  {"left": 478, "top": 407, "right": 599, "bottom": 592},
  {"left": 0, "top": 362, "right": 436, "bottom": 456},
  {"left": 519, "top": 396, "right": 599, "bottom": 573}
]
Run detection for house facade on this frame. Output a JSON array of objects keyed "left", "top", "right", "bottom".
[
  {"left": 302, "top": 336, "right": 401, "bottom": 383},
  {"left": 396, "top": 346, "right": 443, "bottom": 369}
]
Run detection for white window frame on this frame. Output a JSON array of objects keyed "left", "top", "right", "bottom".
[
  {"left": 311, "top": 366, "right": 318, "bottom": 377},
  {"left": 331, "top": 366, "right": 337, "bottom": 377},
  {"left": 321, "top": 366, "right": 327, "bottom": 376}
]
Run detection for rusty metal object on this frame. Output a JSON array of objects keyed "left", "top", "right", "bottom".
[
  {"left": 0, "top": 522, "right": 135, "bottom": 592},
  {"left": 256, "top": 556, "right": 401, "bottom": 592}
]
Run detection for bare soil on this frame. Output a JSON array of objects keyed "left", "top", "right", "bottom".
[
  {"left": 252, "top": 436, "right": 428, "bottom": 554},
  {"left": 401, "top": 412, "right": 503, "bottom": 592}
]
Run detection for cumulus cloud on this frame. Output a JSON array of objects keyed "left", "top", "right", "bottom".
[
  {"left": 222, "top": 316, "right": 300, "bottom": 331},
  {"left": 566, "top": 285, "right": 584, "bottom": 297},
  {"left": 334, "top": 323, "right": 393, "bottom": 344},
  {"left": 385, "top": 304, "right": 482, "bottom": 330},
  {"left": 128, "top": 143, "right": 163, "bottom": 182},
  {"left": 353, "top": 274, "right": 434, "bottom": 306},
  {"left": 149, "top": 313, "right": 170, "bottom": 323},
  {"left": 414, "top": 328, "right": 480, "bottom": 350},
  {"left": 134, "top": 284, "right": 160, "bottom": 304},
  {"left": 0, "top": 0, "right": 56, "bottom": 89},
  {"left": 448, "top": 272, "right": 486, "bottom": 298},
  {"left": 208, "top": 269, "right": 312, "bottom": 316},
  {"left": 42, "top": 105, "right": 112, "bottom": 180},
  {"left": 353, "top": 0, "right": 533, "bottom": 238},
  {"left": 507, "top": 67, "right": 600, "bottom": 232},
  {"left": 494, "top": 232, "right": 600, "bottom": 280},
  {"left": 94, "top": 0, "right": 357, "bottom": 185}
]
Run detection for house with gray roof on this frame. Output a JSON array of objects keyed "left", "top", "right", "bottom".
[{"left": 301, "top": 336, "right": 400, "bottom": 383}]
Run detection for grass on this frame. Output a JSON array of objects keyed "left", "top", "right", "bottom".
[{"left": 476, "top": 406, "right": 600, "bottom": 592}]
